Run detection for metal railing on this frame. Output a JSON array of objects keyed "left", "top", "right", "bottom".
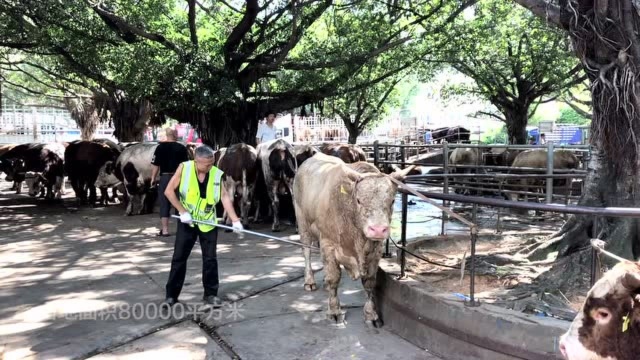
[{"left": 391, "top": 184, "right": 640, "bottom": 307}]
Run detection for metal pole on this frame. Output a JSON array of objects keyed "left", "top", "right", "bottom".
[
  {"left": 590, "top": 216, "right": 599, "bottom": 286},
  {"left": 441, "top": 141, "right": 449, "bottom": 236},
  {"left": 400, "top": 140, "right": 406, "bottom": 169},
  {"left": 400, "top": 192, "right": 408, "bottom": 279},
  {"left": 373, "top": 140, "right": 380, "bottom": 169},
  {"left": 546, "top": 141, "right": 554, "bottom": 204},
  {"left": 467, "top": 228, "right": 479, "bottom": 307}
]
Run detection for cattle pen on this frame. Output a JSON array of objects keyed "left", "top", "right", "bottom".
[{"left": 358, "top": 142, "right": 640, "bottom": 359}]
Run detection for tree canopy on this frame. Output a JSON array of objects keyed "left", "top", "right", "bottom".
[
  {"left": 441, "top": 0, "right": 584, "bottom": 143},
  {"left": 0, "top": 0, "right": 474, "bottom": 144}
]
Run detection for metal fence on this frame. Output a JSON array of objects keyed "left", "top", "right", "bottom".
[{"left": 0, "top": 101, "right": 116, "bottom": 144}]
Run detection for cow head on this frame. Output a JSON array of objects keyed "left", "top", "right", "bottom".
[
  {"left": 95, "top": 161, "right": 120, "bottom": 188},
  {"left": 24, "top": 172, "right": 44, "bottom": 197},
  {"left": 347, "top": 171, "right": 397, "bottom": 241},
  {"left": 560, "top": 261, "right": 640, "bottom": 360}
]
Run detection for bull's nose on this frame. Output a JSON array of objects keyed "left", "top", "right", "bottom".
[
  {"left": 559, "top": 339, "right": 567, "bottom": 359},
  {"left": 367, "top": 225, "right": 389, "bottom": 238}
]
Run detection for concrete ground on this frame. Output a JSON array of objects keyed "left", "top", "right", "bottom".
[{"left": 0, "top": 181, "right": 442, "bottom": 360}]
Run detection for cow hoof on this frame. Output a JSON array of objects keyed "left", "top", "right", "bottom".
[
  {"left": 366, "top": 318, "right": 384, "bottom": 329},
  {"left": 304, "top": 283, "right": 317, "bottom": 291},
  {"left": 271, "top": 226, "right": 281, "bottom": 232},
  {"left": 327, "top": 311, "right": 346, "bottom": 325}
]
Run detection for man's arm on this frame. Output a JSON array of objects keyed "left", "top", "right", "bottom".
[
  {"left": 255, "top": 123, "right": 263, "bottom": 145},
  {"left": 221, "top": 184, "right": 240, "bottom": 223},
  {"left": 150, "top": 146, "right": 160, "bottom": 185},
  {"left": 151, "top": 165, "right": 160, "bottom": 185},
  {"left": 164, "top": 163, "right": 188, "bottom": 214}
]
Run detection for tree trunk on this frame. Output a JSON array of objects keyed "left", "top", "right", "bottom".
[
  {"left": 527, "top": 0, "right": 640, "bottom": 272},
  {"left": 167, "top": 102, "right": 259, "bottom": 148},
  {"left": 529, "top": 150, "right": 640, "bottom": 263},
  {"left": 347, "top": 129, "right": 359, "bottom": 144},
  {"left": 504, "top": 109, "right": 529, "bottom": 144},
  {"left": 91, "top": 91, "right": 153, "bottom": 142},
  {"left": 63, "top": 97, "right": 98, "bottom": 141}
]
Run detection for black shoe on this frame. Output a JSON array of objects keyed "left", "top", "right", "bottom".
[
  {"left": 162, "top": 297, "right": 178, "bottom": 308},
  {"left": 203, "top": 295, "right": 223, "bottom": 308}
]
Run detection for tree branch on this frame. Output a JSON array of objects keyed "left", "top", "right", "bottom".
[
  {"left": 224, "top": 0, "right": 259, "bottom": 64},
  {"left": 474, "top": 110, "right": 507, "bottom": 122},
  {"left": 90, "top": 3, "right": 182, "bottom": 55},
  {"left": 187, "top": 0, "right": 198, "bottom": 48},
  {"left": 282, "top": 36, "right": 411, "bottom": 70},
  {"left": 563, "top": 100, "right": 593, "bottom": 119},
  {"left": 0, "top": 41, "right": 37, "bottom": 49},
  {"left": 511, "top": 0, "right": 563, "bottom": 29}
]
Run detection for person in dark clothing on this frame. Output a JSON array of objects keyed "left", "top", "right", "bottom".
[
  {"left": 163, "top": 145, "right": 243, "bottom": 307},
  {"left": 151, "top": 128, "right": 190, "bottom": 236}
]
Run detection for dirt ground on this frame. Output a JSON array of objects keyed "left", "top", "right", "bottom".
[{"left": 401, "top": 206, "right": 589, "bottom": 320}]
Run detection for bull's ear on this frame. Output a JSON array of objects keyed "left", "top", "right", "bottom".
[
  {"left": 345, "top": 169, "right": 363, "bottom": 184},
  {"left": 390, "top": 165, "right": 417, "bottom": 181},
  {"left": 622, "top": 271, "right": 640, "bottom": 292}
]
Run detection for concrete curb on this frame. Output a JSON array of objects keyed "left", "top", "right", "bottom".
[{"left": 375, "top": 258, "right": 570, "bottom": 360}]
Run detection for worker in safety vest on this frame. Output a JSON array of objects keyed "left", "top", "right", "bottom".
[{"left": 162, "top": 145, "right": 243, "bottom": 308}]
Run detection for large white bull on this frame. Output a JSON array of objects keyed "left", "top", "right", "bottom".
[{"left": 293, "top": 152, "right": 413, "bottom": 328}]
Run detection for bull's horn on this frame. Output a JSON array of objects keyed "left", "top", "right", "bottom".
[{"left": 390, "top": 165, "right": 417, "bottom": 180}]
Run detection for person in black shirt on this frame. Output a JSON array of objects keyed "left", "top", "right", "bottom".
[{"left": 151, "top": 128, "right": 190, "bottom": 236}]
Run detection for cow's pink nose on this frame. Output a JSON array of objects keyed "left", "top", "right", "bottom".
[
  {"left": 368, "top": 225, "right": 389, "bottom": 238},
  {"left": 559, "top": 340, "right": 567, "bottom": 359}
]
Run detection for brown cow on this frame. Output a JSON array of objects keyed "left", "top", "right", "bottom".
[
  {"left": 293, "top": 152, "right": 413, "bottom": 328},
  {"left": 319, "top": 143, "right": 367, "bottom": 163},
  {"left": 507, "top": 149, "right": 579, "bottom": 202},
  {"left": 559, "top": 260, "right": 640, "bottom": 360},
  {"left": 293, "top": 144, "right": 318, "bottom": 166},
  {"left": 217, "top": 143, "right": 258, "bottom": 226}
]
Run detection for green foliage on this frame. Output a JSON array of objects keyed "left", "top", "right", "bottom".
[
  {"left": 481, "top": 125, "right": 508, "bottom": 144},
  {"left": 557, "top": 107, "right": 591, "bottom": 125},
  {"left": 0, "top": 0, "right": 474, "bottom": 143},
  {"left": 440, "top": 0, "right": 583, "bottom": 142}
]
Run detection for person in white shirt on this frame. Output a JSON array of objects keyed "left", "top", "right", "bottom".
[{"left": 256, "top": 112, "right": 278, "bottom": 145}]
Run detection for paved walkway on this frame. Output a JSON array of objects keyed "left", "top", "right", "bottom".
[{"left": 0, "top": 183, "right": 442, "bottom": 360}]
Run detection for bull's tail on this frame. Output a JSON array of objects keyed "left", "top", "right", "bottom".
[{"left": 268, "top": 146, "right": 296, "bottom": 180}]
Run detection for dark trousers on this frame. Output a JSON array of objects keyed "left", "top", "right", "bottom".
[
  {"left": 165, "top": 221, "right": 219, "bottom": 299},
  {"left": 158, "top": 173, "right": 174, "bottom": 218}
]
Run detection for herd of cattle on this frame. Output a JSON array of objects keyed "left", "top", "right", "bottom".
[
  {"left": 447, "top": 146, "right": 581, "bottom": 200},
  {"left": 0, "top": 139, "right": 404, "bottom": 229},
  {"left": 1, "top": 139, "right": 637, "bottom": 359}
]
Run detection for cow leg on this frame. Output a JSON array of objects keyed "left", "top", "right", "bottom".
[
  {"left": 361, "top": 258, "right": 384, "bottom": 329},
  {"left": 88, "top": 185, "right": 98, "bottom": 206},
  {"left": 125, "top": 193, "right": 135, "bottom": 216},
  {"left": 269, "top": 181, "right": 281, "bottom": 232},
  {"left": 296, "top": 215, "right": 317, "bottom": 291},
  {"left": 323, "top": 251, "right": 345, "bottom": 324},
  {"left": 98, "top": 187, "right": 109, "bottom": 206},
  {"left": 240, "top": 169, "right": 250, "bottom": 227},
  {"left": 58, "top": 176, "right": 67, "bottom": 195},
  {"left": 15, "top": 181, "right": 22, "bottom": 194}
]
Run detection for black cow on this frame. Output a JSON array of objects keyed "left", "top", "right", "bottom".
[
  {"left": 95, "top": 142, "right": 158, "bottom": 215},
  {"left": 255, "top": 139, "right": 297, "bottom": 232},
  {"left": 217, "top": 143, "right": 258, "bottom": 227},
  {"left": 0, "top": 142, "right": 65, "bottom": 199},
  {"left": 64, "top": 140, "right": 121, "bottom": 206}
]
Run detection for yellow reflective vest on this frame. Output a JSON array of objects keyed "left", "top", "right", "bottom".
[{"left": 179, "top": 160, "right": 224, "bottom": 232}]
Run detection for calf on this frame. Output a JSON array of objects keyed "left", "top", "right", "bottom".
[
  {"left": 293, "top": 153, "right": 413, "bottom": 327},
  {"left": 560, "top": 261, "right": 640, "bottom": 360}
]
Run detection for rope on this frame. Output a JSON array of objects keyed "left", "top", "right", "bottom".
[{"left": 389, "top": 236, "right": 461, "bottom": 269}]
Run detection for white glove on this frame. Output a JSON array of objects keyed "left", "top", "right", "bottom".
[
  {"left": 179, "top": 212, "right": 193, "bottom": 224},
  {"left": 232, "top": 221, "right": 244, "bottom": 239}
]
